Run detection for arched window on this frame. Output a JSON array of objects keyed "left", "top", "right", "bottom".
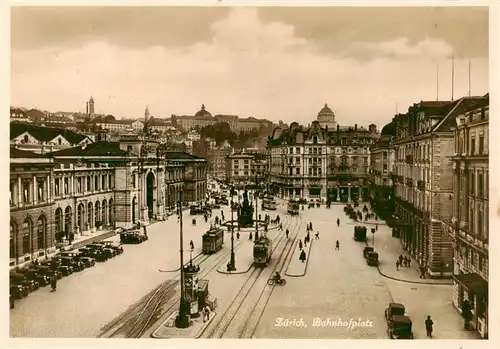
[
  {"left": 87, "top": 202, "right": 93, "bottom": 228},
  {"left": 24, "top": 134, "right": 29, "bottom": 143},
  {"left": 55, "top": 207, "right": 63, "bottom": 242},
  {"left": 10, "top": 221, "right": 18, "bottom": 260},
  {"left": 102, "top": 200, "right": 107, "bottom": 225},
  {"left": 108, "top": 199, "right": 114, "bottom": 224},
  {"left": 313, "top": 135, "right": 318, "bottom": 144},
  {"left": 64, "top": 206, "right": 72, "bottom": 234},
  {"left": 95, "top": 201, "right": 101, "bottom": 226},
  {"left": 37, "top": 215, "right": 46, "bottom": 250},
  {"left": 22, "top": 218, "right": 32, "bottom": 255}
]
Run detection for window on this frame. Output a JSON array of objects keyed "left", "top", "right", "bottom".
[
  {"left": 10, "top": 181, "right": 15, "bottom": 205},
  {"left": 102, "top": 175, "right": 106, "bottom": 190},
  {"left": 383, "top": 164, "right": 388, "bottom": 171},
  {"left": 295, "top": 147, "right": 300, "bottom": 154},
  {"left": 479, "top": 134, "right": 484, "bottom": 155},
  {"left": 95, "top": 176, "right": 99, "bottom": 191},
  {"left": 37, "top": 179, "right": 44, "bottom": 201},
  {"left": 233, "top": 171, "right": 238, "bottom": 176},
  {"left": 309, "top": 168, "right": 312, "bottom": 175},
  {"left": 37, "top": 216, "right": 45, "bottom": 250},
  {"left": 289, "top": 168, "right": 293, "bottom": 175},
  {"left": 313, "top": 136, "right": 318, "bottom": 144},
  {"left": 478, "top": 210, "right": 484, "bottom": 239},
  {"left": 469, "top": 208, "right": 474, "bottom": 233},
  {"left": 58, "top": 138, "right": 62, "bottom": 145},
  {"left": 478, "top": 173, "right": 484, "bottom": 197},
  {"left": 313, "top": 148, "right": 317, "bottom": 154},
  {"left": 289, "top": 148, "right": 294, "bottom": 154},
  {"left": 318, "top": 168, "right": 322, "bottom": 176},
  {"left": 55, "top": 178, "right": 60, "bottom": 196},
  {"left": 296, "top": 158, "right": 300, "bottom": 165},
  {"left": 470, "top": 136, "right": 476, "bottom": 155},
  {"left": 108, "top": 174, "right": 113, "bottom": 188},
  {"left": 22, "top": 218, "right": 32, "bottom": 255},
  {"left": 127, "top": 145, "right": 133, "bottom": 152},
  {"left": 296, "top": 168, "right": 300, "bottom": 175},
  {"left": 87, "top": 177, "right": 91, "bottom": 191},
  {"left": 244, "top": 171, "right": 248, "bottom": 175},
  {"left": 308, "top": 158, "right": 312, "bottom": 164},
  {"left": 22, "top": 180, "right": 31, "bottom": 203},
  {"left": 470, "top": 172, "right": 475, "bottom": 195},
  {"left": 24, "top": 134, "right": 29, "bottom": 143}
]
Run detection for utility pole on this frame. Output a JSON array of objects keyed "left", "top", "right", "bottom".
[
  {"left": 227, "top": 186, "right": 236, "bottom": 271},
  {"left": 451, "top": 55, "right": 455, "bottom": 102},
  {"left": 175, "top": 189, "right": 190, "bottom": 328}
]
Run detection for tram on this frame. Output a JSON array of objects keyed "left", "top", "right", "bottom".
[
  {"left": 202, "top": 226, "right": 224, "bottom": 254},
  {"left": 287, "top": 199, "right": 300, "bottom": 215},
  {"left": 262, "top": 196, "right": 277, "bottom": 210},
  {"left": 253, "top": 236, "right": 272, "bottom": 267}
]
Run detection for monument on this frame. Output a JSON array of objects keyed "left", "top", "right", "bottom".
[{"left": 238, "top": 189, "right": 254, "bottom": 228}]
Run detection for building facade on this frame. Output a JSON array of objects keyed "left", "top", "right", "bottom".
[
  {"left": 392, "top": 95, "right": 488, "bottom": 278},
  {"left": 267, "top": 105, "right": 378, "bottom": 202},
  {"left": 207, "top": 142, "right": 232, "bottom": 182},
  {"left": 368, "top": 121, "right": 396, "bottom": 219},
  {"left": 446, "top": 99, "right": 489, "bottom": 338},
  {"left": 10, "top": 136, "right": 208, "bottom": 269}
]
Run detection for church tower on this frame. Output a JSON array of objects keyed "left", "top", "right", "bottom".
[
  {"left": 317, "top": 103, "right": 337, "bottom": 129},
  {"left": 88, "top": 96, "right": 95, "bottom": 116}
]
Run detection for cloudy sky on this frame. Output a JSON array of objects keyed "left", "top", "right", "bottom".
[{"left": 11, "top": 6, "right": 489, "bottom": 128}]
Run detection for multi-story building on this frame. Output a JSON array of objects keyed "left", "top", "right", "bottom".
[
  {"left": 10, "top": 134, "right": 208, "bottom": 269},
  {"left": 207, "top": 141, "right": 232, "bottom": 182},
  {"left": 368, "top": 121, "right": 396, "bottom": 218},
  {"left": 268, "top": 104, "right": 378, "bottom": 202},
  {"left": 171, "top": 105, "right": 217, "bottom": 131},
  {"left": 237, "top": 117, "right": 273, "bottom": 132},
  {"left": 446, "top": 97, "right": 489, "bottom": 338},
  {"left": 10, "top": 123, "right": 94, "bottom": 154},
  {"left": 391, "top": 95, "right": 488, "bottom": 278},
  {"left": 226, "top": 152, "right": 254, "bottom": 187}
]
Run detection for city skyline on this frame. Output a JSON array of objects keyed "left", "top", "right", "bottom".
[{"left": 11, "top": 6, "right": 489, "bottom": 127}]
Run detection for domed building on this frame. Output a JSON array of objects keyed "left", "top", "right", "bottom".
[
  {"left": 317, "top": 103, "right": 337, "bottom": 129},
  {"left": 194, "top": 104, "right": 212, "bottom": 118}
]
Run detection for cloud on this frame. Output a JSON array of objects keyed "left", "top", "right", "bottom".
[{"left": 11, "top": 8, "right": 489, "bottom": 128}]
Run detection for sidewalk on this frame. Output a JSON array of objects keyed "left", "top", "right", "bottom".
[
  {"left": 58, "top": 228, "right": 119, "bottom": 252},
  {"left": 285, "top": 238, "right": 313, "bottom": 277},
  {"left": 369, "top": 224, "right": 452, "bottom": 285}
]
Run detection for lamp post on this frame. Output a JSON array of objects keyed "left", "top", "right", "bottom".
[
  {"left": 255, "top": 183, "right": 259, "bottom": 242},
  {"left": 175, "top": 189, "right": 190, "bottom": 328},
  {"left": 227, "top": 186, "right": 236, "bottom": 271}
]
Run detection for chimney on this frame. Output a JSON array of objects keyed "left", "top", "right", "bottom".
[{"left": 355, "top": 124, "right": 357, "bottom": 131}]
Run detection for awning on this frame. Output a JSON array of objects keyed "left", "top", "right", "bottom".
[{"left": 452, "top": 273, "right": 488, "bottom": 297}]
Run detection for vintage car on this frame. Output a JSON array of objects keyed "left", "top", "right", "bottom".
[
  {"left": 387, "top": 315, "right": 413, "bottom": 339},
  {"left": 78, "top": 246, "right": 108, "bottom": 262},
  {"left": 59, "top": 256, "right": 85, "bottom": 272},
  {"left": 18, "top": 268, "right": 51, "bottom": 287},
  {"left": 363, "top": 246, "right": 374, "bottom": 258},
  {"left": 10, "top": 283, "right": 29, "bottom": 299},
  {"left": 10, "top": 272, "right": 39, "bottom": 292},
  {"left": 101, "top": 241, "right": 124, "bottom": 255},
  {"left": 120, "top": 230, "right": 147, "bottom": 244},
  {"left": 353, "top": 226, "right": 367, "bottom": 241},
  {"left": 89, "top": 243, "right": 117, "bottom": 258},
  {"left": 366, "top": 251, "right": 379, "bottom": 266},
  {"left": 41, "top": 259, "right": 73, "bottom": 276},
  {"left": 36, "top": 265, "right": 62, "bottom": 280}
]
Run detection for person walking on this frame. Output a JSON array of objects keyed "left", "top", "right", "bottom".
[
  {"left": 407, "top": 257, "right": 411, "bottom": 267},
  {"left": 286, "top": 229, "right": 289, "bottom": 239},
  {"left": 419, "top": 265, "right": 427, "bottom": 279},
  {"left": 425, "top": 315, "right": 434, "bottom": 338},
  {"left": 398, "top": 254, "right": 404, "bottom": 266},
  {"left": 337, "top": 218, "right": 340, "bottom": 227},
  {"left": 50, "top": 276, "right": 57, "bottom": 292},
  {"left": 249, "top": 232, "right": 253, "bottom": 240},
  {"left": 299, "top": 249, "right": 306, "bottom": 263},
  {"left": 236, "top": 232, "right": 240, "bottom": 240},
  {"left": 203, "top": 305, "right": 211, "bottom": 322},
  {"left": 396, "top": 260, "right": 400, "bottom": 271},
  {"left": 299, "top": 240, "right": 303, "bottom": 250},
  {"left": 335, "top": 240, "right": 340, "bottom": 250},
  {"left": 190, "top": 240, "right": 194, "bottom": 250}
]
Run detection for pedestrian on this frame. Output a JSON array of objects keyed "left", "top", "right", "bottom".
[
  {"left": 299, "top": 240, "right": 303, "bottom": 250},
  {"left": 203, "top": 305, "right": 211, "bottom": 322},
  {"left": 50, "top": 276, "right": 57, "bottom": 292},
  {"left": 304, "top": 239, "right": 307, "bottom": 248},
  {"left": 425, "top": 315, "right": 434, "bottom": 338},
  {"left": 407, "top": 257, "right": 411, "bottom": 268},
  {"left": 190, "top": 240, "right": 194, "bottom": 250},
  {"left": 315, "top": 231, "right": 319, "bottom": 239},
  {"left": 236, "top": 232, "right": 240, "bottom": 240},
  {"left": 10, "top": 294, "right": 14, "bottom": 309},
  {"left": 249, "top": 232, "right": 253, "bottom": 240},
  {"left": 335, "top": 240, "right": 340, "bottom": 250},
  {"left": 419, "top": 266, "right": 427, "bottom": 279},
  {"left": 398, "top": 254, "right": 404, "bottom": 265},
  {"left": 396, "top": 260, "right": 400, "bottom": 271},
  {"left": 299, "top": 249, "right": 306, "bottom": 263},
  {"left": 375, "top": 224, "right": 378, "bottom": 231},
  {"left": 337, "top": 218, "right": 340, "bottom": 227},
  {"left": 286, "top": 229, "right": 289, "bottom": 239}
]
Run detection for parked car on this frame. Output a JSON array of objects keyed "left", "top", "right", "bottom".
[
  {"left": 101, "top": 241, "right": 124, "bottom": 255},
  {"left": 120, "top": 231, "right": 147, "bottom": 244},
  {"left": 10, "top": 283, "right": 29, "bottom": 299},
  {"left": 35, "top": 265, "right": 62, "bottom": 280},
  {"left": 59, "top": 256, "right": 84, "bottom": 272},
  {"left": 10, "top": 272, "right": 39, "bottom": 292},
  {"left": 41, "top": 259, "right": 73, "bottom": 276},
  {"left": 80, "top": 256, "right": 96, "bottom": 268},
  {"left": 18, "top": 268, "right": 50, "bottom": 287},
  {"left": 79, "top": 246, "right": 108, "bottom": 262},
  {"left": 88, "top": 243, "right": 116, "bottom": 258}
]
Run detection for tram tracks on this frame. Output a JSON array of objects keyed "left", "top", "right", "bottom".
[
  {"left": 199, "top": 213, "right": 303, "bottom": 338},
  {"left": 98, "top": 237, "right": 245, "bottom": 338}
]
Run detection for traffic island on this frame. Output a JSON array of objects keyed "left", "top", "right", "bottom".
[
  {"left": 151, "top": 310, "right": 217, "bottom": 339},
  {"left": 285, "top": 239, "right": 314, "bottom": 277}
]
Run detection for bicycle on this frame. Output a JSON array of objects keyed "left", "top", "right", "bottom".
[{"left": 267, "top": 278, "right": 286, "bottom": 286}]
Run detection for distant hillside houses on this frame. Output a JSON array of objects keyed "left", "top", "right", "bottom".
[{"left": 10, "top": 123, "right": 93, "bottom": 154}]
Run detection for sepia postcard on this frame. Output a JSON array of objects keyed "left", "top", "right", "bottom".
[{"left": 4, "top": 1, "right": 496, "bottom": 349}]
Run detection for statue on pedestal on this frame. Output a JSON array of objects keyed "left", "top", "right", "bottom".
[{"left": 238, "top": 189, "right": 254, "bottom": 228}]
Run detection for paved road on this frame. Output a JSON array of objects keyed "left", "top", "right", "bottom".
[
  {"left": 252, "top": 203, "right": 477, "bottom": 339},
  {"left": 9, "top": 209, "right": 219, "bottom": 338}
]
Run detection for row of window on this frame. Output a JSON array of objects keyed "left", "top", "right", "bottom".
[
  {"left": 287, "top": 146, "right": 370, "bottom": 155},
  {"left": 458, "top": 133, "right": 486, "bottom": 156},
  {"left": 55, "top": 174, "right": 113, "bottom": 196}
]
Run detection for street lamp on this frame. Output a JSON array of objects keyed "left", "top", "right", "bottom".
[
  {"left": 227, "top": 186, "right": 237, "bottom": 271},
  {"left": 175, "top": 189, "right": 190, "bottom": 328},
  {"left": 255, "top": 182, "right": 260, "bottom": 242}
]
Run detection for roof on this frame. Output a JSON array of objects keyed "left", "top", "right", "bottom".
[
  {"left": 318, "top": 103, "right": 335, "bottom": 116},
  {"left": 391, "top": 315, "right": 412, "bottom": 324},
  {"left": 163, "top": 151, "right": 203, "bottom": 160},
  {"left": 434, "top": 96, "right": 489, "bottom": 132},
  {"left": 194, "top": 104, "right": 212, "bottom": 118},
  {"left": 381, "top": 121, "right": 395, "bottom": 136},
  {"left": 48, "top": 141, "right": 129, "bottom": 157},
  {"left": 389, "top": 302, "right": 405, "bottom": 309},
  {"left": 10, "top": 123, "right": 89, "bottom": 144},
  {"left": 10, "top": 147, "right": 49, "bottom": 158}
]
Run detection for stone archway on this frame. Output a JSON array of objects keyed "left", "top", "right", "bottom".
[
  {"left": 22, "top": 217, "right": 33, "bottom": 257},
  {"left": 87, "top": 202, "right": 94, "bottom": 230},
  {"left": 36, "top": 215, "right": 47, "bottom": 252},
  {"left": 77, "top": 203, "right": 85, "bottom": 232},
  {"left": 146, "top": 172, "right": 155, "bottom": 218},
  {"left": 102, "top": 199, "right": 107, "bottom": 226},
  {"left": 55, "top": 207, "right": 63, "bottom": 242},
  {"left": 108, "top": 198, "right": 114, "bottom": 225}
]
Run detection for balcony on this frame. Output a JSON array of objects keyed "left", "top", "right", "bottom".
[
  {"left": 405, "top": 155, "right": 414, "bottom": 164},
  {"left": 417, "top": 180, "right": 425, "bottom": 191},
  {"left": 405, "top": 178, "right": 413, "bottom": 187}
]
